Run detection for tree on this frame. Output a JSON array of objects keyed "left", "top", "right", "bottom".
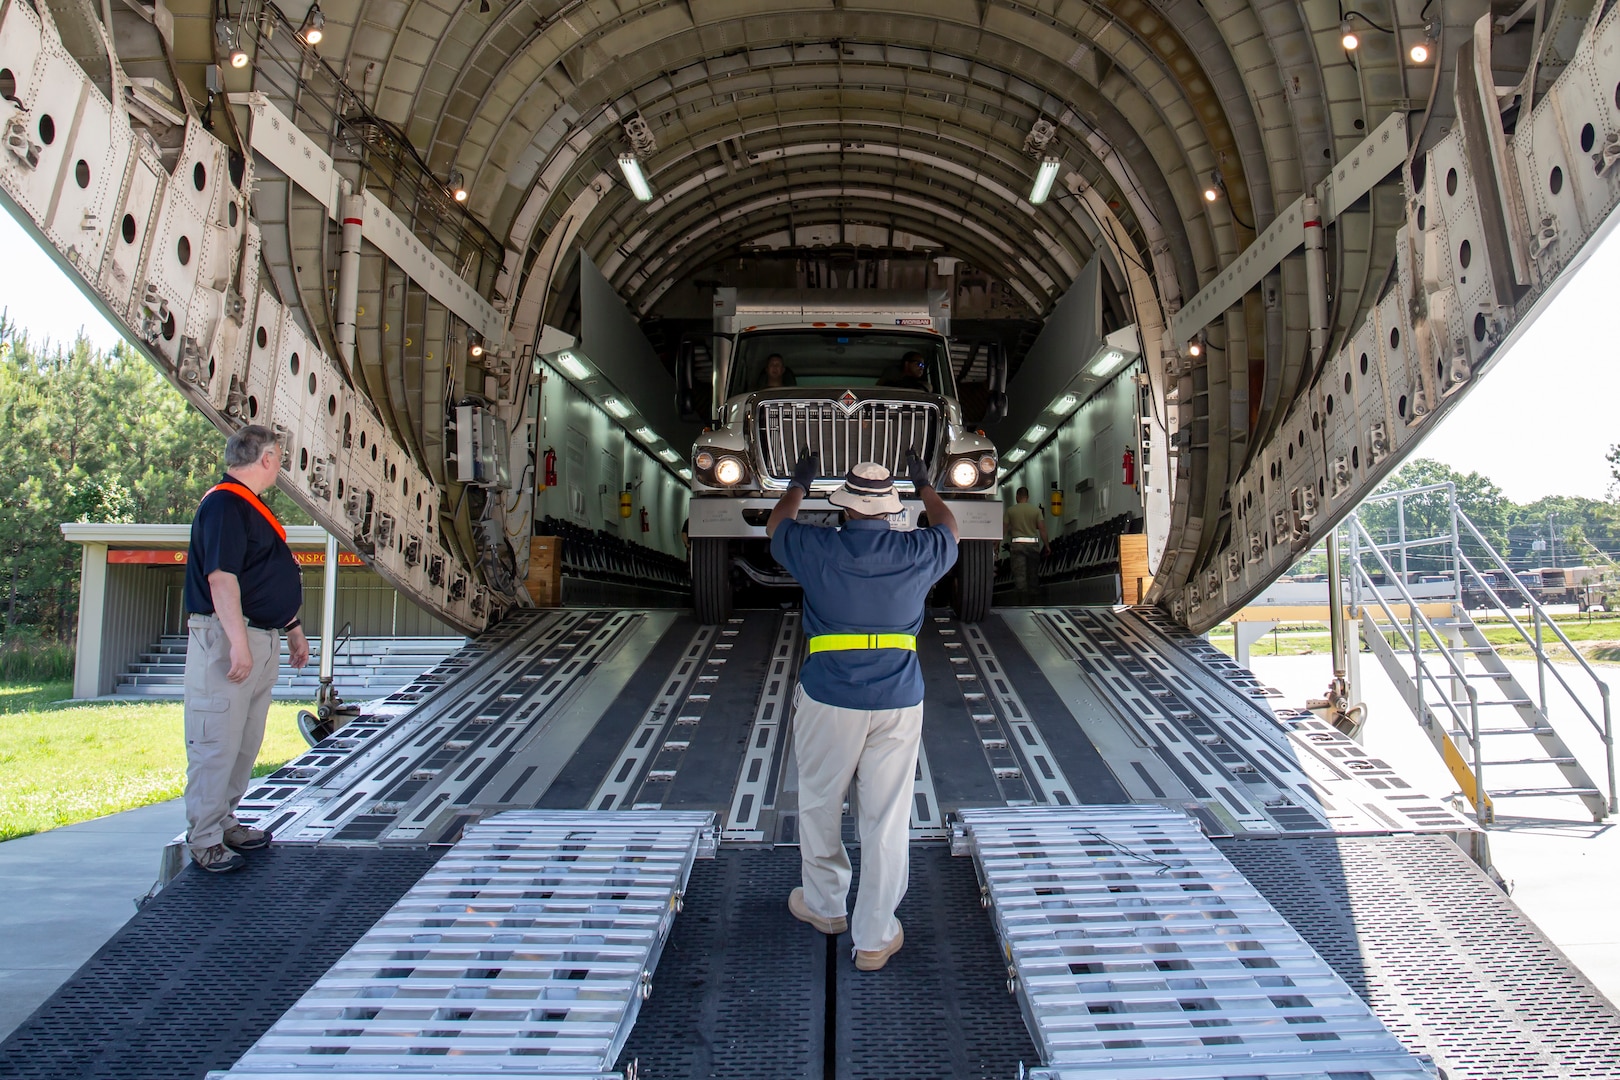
[
  {"left": 1354, "top": 458, "right": 1508, "bottom": 574},
  {"left": 0, "top": 332, "right": 308, "bottom": 641}
]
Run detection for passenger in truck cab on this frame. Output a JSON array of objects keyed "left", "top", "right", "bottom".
[
  {"left": 765, "top": 449, "right": 958, "bottom": 972},
  {"left": 877, "top": 350, "right": 929, "bottom": 391},
  {"left": 755, "top": 353, "right": 797, "bottom": 389}
]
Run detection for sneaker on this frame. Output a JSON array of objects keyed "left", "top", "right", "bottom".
[
  {"left": 223, "top": 823, "right": 273, "bottom": 851},
  {"left": 191, "top": 844, "right": 247, "bottom": 874},
  {"left": 788, "top": 887, "right": 848, "bottom": 934},
  {"left": 854, "top": 923, "right": 904, "bottom": 971}
]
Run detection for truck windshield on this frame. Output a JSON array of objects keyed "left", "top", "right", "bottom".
[{"left": 728, "top": 330, "right": 953, "bottom": 398}]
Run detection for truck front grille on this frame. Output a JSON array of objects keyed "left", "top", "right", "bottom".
[{"left": 755, "top": 400, "right": 940, "bottom": 482}]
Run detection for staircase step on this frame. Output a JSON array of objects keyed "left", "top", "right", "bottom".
[
  {"left": 1483, "top": 757, "right": 1581, "bottom": 767},
  {"left": 1448, "top": 726, "right": 1556, "bottom": 737},
  {"left": 1487, "top": 787, "right": 1604, "bottom": 799}
]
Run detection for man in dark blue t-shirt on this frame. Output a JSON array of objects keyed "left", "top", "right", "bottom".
[
  {"left": 182, "top": 424, "right": 308, "bottom": 873},
  {"left": 769, "top": 450, "right": 957, "bottom": 971}
]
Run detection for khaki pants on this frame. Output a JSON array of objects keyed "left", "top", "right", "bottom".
[
  {"left": 792, "top": 684, "right": 923, "bottom": 951},
  {"left": 183, "top": 614, "right": 280, "bottom": 850}
]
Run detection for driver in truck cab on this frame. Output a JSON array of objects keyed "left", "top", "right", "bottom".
[{"left": 766, "top": 449, "right": 958, "bottom": 971}]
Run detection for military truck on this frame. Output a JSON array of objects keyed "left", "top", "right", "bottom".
[{"left": 676, "top": 289, "right": 1006, "bottom": 624}]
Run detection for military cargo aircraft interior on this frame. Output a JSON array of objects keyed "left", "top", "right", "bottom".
[{"left": 3, "top": 0, "right": 1620, "bottom": 1073}]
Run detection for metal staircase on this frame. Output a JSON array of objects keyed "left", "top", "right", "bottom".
[{"left": 1346, "top": 484, "right": 1615, "bottom": 825}]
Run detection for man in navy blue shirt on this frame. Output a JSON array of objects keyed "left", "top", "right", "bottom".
[
  {"left": 183, "top": 424, "right": 308, "bottom": 873},
  {"left": 769, "top": 450, "right": 957, "bottom": 970}
]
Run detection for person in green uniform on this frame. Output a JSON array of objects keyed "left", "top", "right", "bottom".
[{"left": 1003, "top": 486, "right": 1049, "bottom": 603}]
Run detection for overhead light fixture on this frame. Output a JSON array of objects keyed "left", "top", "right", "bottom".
[
  {"left": 298, "top": 4, "right": 325, "bottom": 45},
  {"left": 602, "top": 397, "right": 631, "bottom": 418},
  {"left": 679, "top": 467, "right": 693, "bottom": 481},
  {"left": 1409, "top": 22, "right": 1436, "bottom": 64},
  {"left": 618, "top": 154, "right": 654, "bottom": 202},
  {"left": 1025, "top": 424, "right": 1049, "bottom": 442},
  {"left": 216, "top": 18, "right": 249, "bottom": 68},
  {"left": 555, "top": 351, "right": 589, "bottom": 379},
  {"left": 658, "top": 448, "right": 680, "bottom": 464},
  {"left": 1203, "top": 171, "right": 1224, "bottom": 203},
  {"left": 1052, "top": 393, "right": 1078, "bottom": 415},
  {"left": 1029, "top": 156, "right": 1061, "bottom": 206},
  {"left": 1340, "top": 19, "right": 1359, "bottom": 50},
  {"left": 468, "top": 335, "right": 484, "bottom": 358},
  {"left": 1187, "top": 338, "right": 1203, "bottom": 359},
  {"left": 633, "top": 426, "right": 657, "bottom": 443},
  {"left": 448, "top": 170, "right": 468, "bottom": 203},
  {"left": 1087, "top": 348, "right": 1130, "bottom": 378},
  {"left": 1005, "top": 447, "right": 1027, "bottom": 464}
]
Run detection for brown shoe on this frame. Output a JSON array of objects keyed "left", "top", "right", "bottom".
[
  {"left": 788, "top": 887, "right": 848, "bottom": 934},
  {"left": 223, "top": 823, "right": 272, "bottom": 851},
  {"left": 854, "top": 923, "right": 904, "bottom": 971},
  {"left": 190, "top": 843, "right": 247, "bottom": 874}
]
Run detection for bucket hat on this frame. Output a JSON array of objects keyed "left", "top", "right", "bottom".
[{"left": 827, "top": 462, "right": 904, "bottom": 517}]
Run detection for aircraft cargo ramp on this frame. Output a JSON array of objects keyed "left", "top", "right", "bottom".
[{"left": 3, "top": 605, "right": 1617, "bottom": 1080}]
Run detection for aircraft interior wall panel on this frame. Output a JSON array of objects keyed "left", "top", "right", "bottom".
[{"left": 40, "top": 80, "right": 119, "bottom": 277}]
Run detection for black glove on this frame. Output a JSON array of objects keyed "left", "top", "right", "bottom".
[
  {"left": 906, "top": 448, "right": 932, "bottom": 490},
  {"left": 789, "top": 450, "right": 819, "bottom": 494}
]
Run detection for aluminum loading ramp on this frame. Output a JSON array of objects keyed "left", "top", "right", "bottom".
[
  {"left": 957, "top": 805, "right": 1435, "bottom": 1080},
  {"left": 213, "top": 810, "right": 716, "bottom": 1080},
  {"left": 5, "top": 605, "right": 1620, "bottom": 1080}
]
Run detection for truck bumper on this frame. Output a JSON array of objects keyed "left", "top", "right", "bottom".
[{"left": 688, "top": 496, "right": 1002, "bottom": 541}]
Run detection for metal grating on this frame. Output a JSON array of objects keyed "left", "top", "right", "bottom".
[
  {"left": 755, "top": 398, "right": 939, "bottom": 480},
  {"left": 218, "top": 810, "right": 717, "bottom": 1080},
  {"left": 957, "top": 805, "right": 1436, "bottom": 1080},
  {"left": 1222, "top": 834, "right": 1620, "bottom": 1079},
  {"left": 0, "top": 847, "right": 441, "bottom": 1080}
]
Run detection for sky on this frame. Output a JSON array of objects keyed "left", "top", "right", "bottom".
[{"left": 2, "top": 202, "right": 1618, "bottom": 503}]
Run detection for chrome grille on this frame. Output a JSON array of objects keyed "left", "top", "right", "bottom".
[{"left": 755, "top": 399, "right": 940, "bottom": 481}]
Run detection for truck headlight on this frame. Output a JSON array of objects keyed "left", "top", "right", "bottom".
[
  {"left": 949, "top": 458, "right": 981, "bottom": 488},
  {"left": 978, "top": 454, "right": 997, "bottom": 475},
  {"left": 694, "top": 450, "right": 715, "bottom": 470},
  {"left": 714, "top": 457, "right": 745, "bottom": 486}
]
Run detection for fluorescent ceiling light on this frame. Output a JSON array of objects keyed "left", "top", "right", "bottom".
[
  {"left": 618, "top": 154, "right": 654, "bottom": 202},
  {"left": 1052, "top": 394, "right": 1078, "bottom": 415},
  {"left": 1025, "top": 424, "right": 1048, "bottom": 442},
  {"left": 658, "top": 448, "right": 680, "bottom": 463},
  {"left": 633, "top": 426, "right": 657, "bottom": 443},
  {"left": 602, "top": 397, "right": 631, "bottom": 418},
  {"left": 1029, "top": 157, "right": 1060, "bottom": 205},
  {"left": 555, "top": 351, "right": 589, "bottom": 379},
  {"left": 679, "top": 468, "right": 693, "bottom": 481},
  {"left": 1005, "top": 447, "right": 1027, "bottom": 463},
  {"left": 1087, "top": 348, "right": 1130, "bottom": 378}
]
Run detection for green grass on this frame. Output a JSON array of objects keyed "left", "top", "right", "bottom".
[
  {"left": 0, "top": 682, "right": 314, "bottom": 842},
  {"left": 1208, "top": 614, "right": 1620, "bottom": 663}
]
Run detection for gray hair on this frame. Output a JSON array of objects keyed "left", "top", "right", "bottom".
[{"left": 225, "top": 424, "right": 281, "bottom": 468}]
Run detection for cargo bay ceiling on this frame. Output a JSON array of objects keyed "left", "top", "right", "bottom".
[{"left": 8, "top": 0, "right": 1618, "bottom": 631}]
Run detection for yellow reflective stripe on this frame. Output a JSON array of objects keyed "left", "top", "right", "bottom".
[{"left": 806, "top": 634, "right": 918, "bottom": 653}]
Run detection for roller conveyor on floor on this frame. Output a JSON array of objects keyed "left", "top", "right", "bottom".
[
  {"left": 211, "top": 810, "right": 717, "bottom": 1080},
  {"left": 955, "top": 805, "right": 1437, "bottom": 1080}
]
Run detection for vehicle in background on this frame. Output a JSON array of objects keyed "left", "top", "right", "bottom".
[{"left": 676, "top": 288, "right": 1006, "bottom": 623}]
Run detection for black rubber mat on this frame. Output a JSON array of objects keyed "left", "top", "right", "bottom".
[
  {"left": 618, "top": 847, "right": 824, "bottom": 1079},
  {"left": 1221, "top": 834, "right": 1620, "bottom": 1080},
  {"left": 836, "top": 845, "right": 1038, "bottom": 1080},
  {"left": 917, "top": 621, "right": 1008, "bottom": 807},
  {"left": 664, "top": 611, "right": 781, "bottom": 811},
  {"left": 0, "top": 845, "right": 440, "bottom": 1080}
]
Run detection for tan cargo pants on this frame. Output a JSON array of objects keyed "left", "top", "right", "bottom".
[
  {"left": 183, "top": 614, "right": 280, "bottom": 851},
  {"left": 792, "top": 684, "right": 923, "bottom": 951}
]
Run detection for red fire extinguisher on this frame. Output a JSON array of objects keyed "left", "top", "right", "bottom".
[
  {"left": 1122, "top": 447, "right": 1136, "bottom": 487},
  {"left": 543, "top": 447, "right": 557, "bottom": 489},
  {"left": 640, "top": 507, "right": 650, "bottom": 533}
]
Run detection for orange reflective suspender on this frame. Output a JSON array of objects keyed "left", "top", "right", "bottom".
[{"left": 205, "top": 481, "right": 287, "bottom": 542}]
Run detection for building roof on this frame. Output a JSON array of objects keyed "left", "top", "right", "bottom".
[{"left": 60, "top": 523, "right": 336, "bottom": 550}]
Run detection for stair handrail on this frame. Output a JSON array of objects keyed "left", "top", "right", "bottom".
[
  {"left": 1346, "top": 514, "right": 1487, "bottom": 820},
  {"left": 1454, "top": 510, "right": 1616, "bottom": 813}
]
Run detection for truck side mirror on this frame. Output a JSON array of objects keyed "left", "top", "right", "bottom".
[
  {"left": 982, "top": 342, "right": 1009, "bottom": 424},
  {"left": 676, "top": 338, "right": 703, "bottom": 421}
]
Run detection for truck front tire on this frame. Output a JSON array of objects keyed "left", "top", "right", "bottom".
[
  {"left": 691, "top": 538, "right": 733, "bottom": 624},
  {"left": 953, "top": 538, "right": 996, "bottom": 622}
]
